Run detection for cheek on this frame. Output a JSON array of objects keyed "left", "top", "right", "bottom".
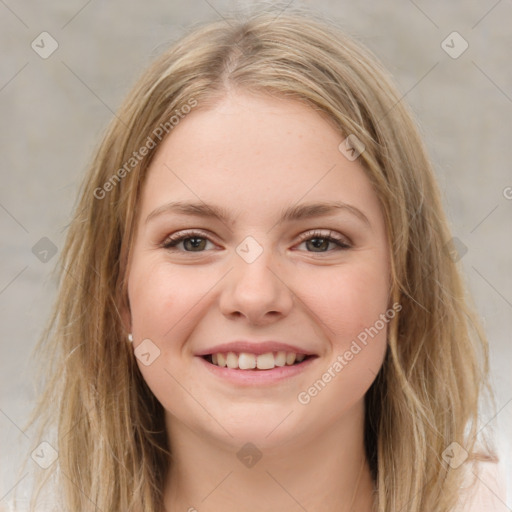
[
  {"left": 127, "top": 246, "right": 391, "bottom": 426},
  {"left": 127, "top": 261, "right": 208, "bottom": 415},
  {"left": 294, "top": 269, "right": 389, "bottom": 421},
  {"left": 307, "top": 259, "right": 390, "bottom": 344},
  {"left": 298, "top": 259, "right": 390, "bottom": 402},
  {"left": 127, "top": 260, "right": 220, "bottom": 409},
  {"left": 128, "top": 259, "right": 211, "bottom": 340}
]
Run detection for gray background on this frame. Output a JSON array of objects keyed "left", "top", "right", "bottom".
[{"left": 1, "top": 0, "right": 511, "bottom": 508}]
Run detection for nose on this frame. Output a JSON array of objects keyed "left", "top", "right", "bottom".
[{"left": 219, "top": 246, "right": 294, "bottom": 326}]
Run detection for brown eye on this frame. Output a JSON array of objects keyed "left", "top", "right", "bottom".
[
  {"left": 305, "top": 238, "right": 331, "bottom": 252},
  {"left": 297, "top": 230, "right": 351, "bottom": 253},
  {"left": 181, "top": 237, "right": 207, "bottom": 251},
  {"left": 162, "top": 231, "right": 214, "bottom": 252}
]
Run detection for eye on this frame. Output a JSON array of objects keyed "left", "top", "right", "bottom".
[
  {"left": 161, "top": 229, "right": 351, "bottom": 253},
  {"left": 161, "top": 230, "right": 215, "bottom": 252},
  {"left": 295, "top": 230, "right": 351, "bottom": 253}
]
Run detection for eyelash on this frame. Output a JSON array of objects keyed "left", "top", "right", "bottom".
[{"left": 161, "top": 229, "right": 351, "bottom": 253}]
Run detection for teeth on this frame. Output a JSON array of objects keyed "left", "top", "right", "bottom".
[
  {"left": 274, "top": 351, "right": 286, "bottom": 367},
  {"left": 208, "top": 351, "right": 308, "bottom": 370},
  {"left": 256, "top": 352, "right": 274, "bottom": 370},
  {"left": 286, "top": 352, "right": 296, "bottom": 365},
  {"left": 217, "top": 353, "right": 227, "bottom": 367},
  {"left": 238, "top": 352, "right": 256, "bottom": 369},
  {"left": 226, "top": 352, "right": 238, "bottom": 369}
]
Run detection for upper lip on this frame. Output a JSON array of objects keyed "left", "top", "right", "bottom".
[{"left": 195, "top": 341, "right": 316, "bottom": 357}]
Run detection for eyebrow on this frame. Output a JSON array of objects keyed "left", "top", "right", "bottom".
[{"left": 145, "top": 200, "right": 371, "bottom": 228}]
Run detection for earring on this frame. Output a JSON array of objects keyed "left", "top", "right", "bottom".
[{"left": 127, "top": 333, "right": 133, "bottom": 343}]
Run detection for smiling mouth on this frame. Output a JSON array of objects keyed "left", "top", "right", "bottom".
[{"left": 202, "top": 351, "right": 315, "bottom": 370}]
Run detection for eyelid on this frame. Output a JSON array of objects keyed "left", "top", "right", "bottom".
[
  {"left": 296, "top": 229, "right": 352, "bottom": 248},
  {"left": 161, "top": 228, "right": 351, "bottom": 252},
  {"left": 161, "top": 228, "right": 216, "bottom": 249}
]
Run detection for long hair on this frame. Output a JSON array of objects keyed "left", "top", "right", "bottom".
[{"left": 28, "top": 6, "right": 495, "bottom": 511}]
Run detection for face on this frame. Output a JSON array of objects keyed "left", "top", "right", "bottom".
[{"left": 124, "top": 91, "right": 391, "bottom": 451}]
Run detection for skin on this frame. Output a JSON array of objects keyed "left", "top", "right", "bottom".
[{"left": 124, "top": 89, "right": 391, "bottom": 512}]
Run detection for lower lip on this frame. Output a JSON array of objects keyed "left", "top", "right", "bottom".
[{"left": 196, "top": 356, "right": 317, "bottom": 385}]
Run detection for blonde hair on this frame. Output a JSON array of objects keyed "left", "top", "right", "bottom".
[{"left": 28, "top": 6, "right": 495, "bottom": 511}]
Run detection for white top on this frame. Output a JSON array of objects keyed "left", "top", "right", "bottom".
[{"left": 455, "top": 459, "right": 510, "bottom": 511}]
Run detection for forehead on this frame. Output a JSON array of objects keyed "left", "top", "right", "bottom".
[{"left": 139, "top": 91, "right": 383, "bottom": 229}]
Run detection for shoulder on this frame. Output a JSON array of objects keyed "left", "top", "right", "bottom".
[{"left": 454, "top": 458, "right": 510, "bottom": 512}]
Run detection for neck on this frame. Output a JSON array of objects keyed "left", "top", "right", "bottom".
[{"left": 163, "top": 400, "right": 376, "bottom": 512}]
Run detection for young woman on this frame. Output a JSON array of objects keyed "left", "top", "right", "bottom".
[{"left": 28, "top": 7, "right": 502, "bottom": 512}]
